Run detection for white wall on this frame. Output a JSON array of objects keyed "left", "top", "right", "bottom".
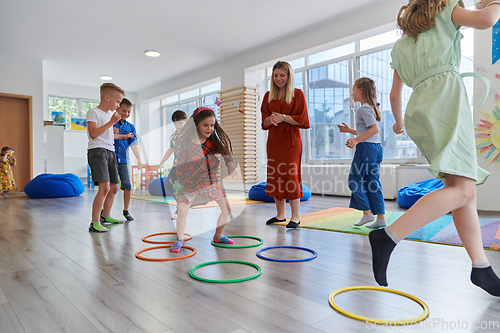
[
  {"left": 474, "top": 27, "right": 500, "bottom": 211},
  {"left": 137, "top": 100, "right": 162, "bottom": 165},
  {"left": 0, "top": 52, "right": 44, "bottom": 176}
]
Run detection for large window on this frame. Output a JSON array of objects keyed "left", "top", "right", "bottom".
[
  {"left": 358, "top": 49, "right": 416, "bottom": 159},
  {"left": 268, "top": 27, "right": 474, "bottom": 164},
  {"left": 48, "top": 96, "right": 98, "bottom": 129},
  {"left": 307, "top": 60, "right": 351, "bottom": 160},
  {"left": 160, "top": 81, "right": 221, "bottom": 159}
]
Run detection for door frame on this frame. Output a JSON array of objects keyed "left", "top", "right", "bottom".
[{"left": 0, "top": 92, "right": 33, "bottom": 179}]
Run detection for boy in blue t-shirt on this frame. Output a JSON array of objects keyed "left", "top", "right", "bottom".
[{"left": 112, "top": 98, "right": 142, "bottom": 221}]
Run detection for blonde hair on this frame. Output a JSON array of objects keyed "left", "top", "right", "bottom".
[
  {"left": 397, "top": 0, "right": 448, "bottom": 41},
  {"left": 354, "top": 77, "right": 381, "bottom": 122},
  {"left": 100, "top": 82, "right": 125, "bottom": 98},
  {"left": 268, "top": 61, "right": 295, "bottom": 104}
]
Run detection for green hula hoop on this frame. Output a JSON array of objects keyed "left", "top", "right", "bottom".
[
  {"left": 211, "top": 235, "right": 264, "bottom": 248},
  {"left": 189, "top": 260, "right": 262, "bottom": 283}
]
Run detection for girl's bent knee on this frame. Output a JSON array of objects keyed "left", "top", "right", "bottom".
[{"left": 456, "top": 185, "right": 476, "bottom": 206}]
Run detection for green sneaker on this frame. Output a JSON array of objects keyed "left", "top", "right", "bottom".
[
  {"left": 101, "top": 216, "right": 124, "bottom": 224},
  {"left": 89, "top": 222, "right": 109, "bottom": 232}
]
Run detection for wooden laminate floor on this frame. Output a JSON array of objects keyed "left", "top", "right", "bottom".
[{"left": 1, "top": 189, "right": 500, "bottom": 333}]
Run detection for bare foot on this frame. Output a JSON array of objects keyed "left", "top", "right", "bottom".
[{"left": 1, "top": 192, "right": 7, "bottom": 199}]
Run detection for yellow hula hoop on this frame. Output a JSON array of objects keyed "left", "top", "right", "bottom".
[{"left": 328, "top": 286, "right": 429, "bottom": 326}]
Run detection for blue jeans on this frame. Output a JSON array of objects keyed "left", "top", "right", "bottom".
[
  {"left": 117, "top": 163, "right": 132, "bottom": 191},
  {"left": 348, "top": 142, "right": 385, "bottom": 215}
]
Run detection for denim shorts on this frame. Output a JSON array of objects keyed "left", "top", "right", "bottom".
[
  {"left": 117, "top": 163, "right": 132, "bottom": 191},
  {"left": 87, "top": 148, "right": 119, "bottom": 185}
]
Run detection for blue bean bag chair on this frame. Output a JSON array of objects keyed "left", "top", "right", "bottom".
[
  {"left": 148, "top": 177, "right": 172, "bottom": 196},
  {"left": 25, "top": 173, "right": 85, "bottom": 198},
  {"left": 397, "top": 178, "right": 444, "bottom": 209},
  {"left": 248, "top": 182, "right": 311, "bottom": 202}
]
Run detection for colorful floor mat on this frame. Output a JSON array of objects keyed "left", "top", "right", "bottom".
[
  {"left": 131, "top": 195, "right": 263, "bottom": 209},
  {"left": 272, "top": 207, "right": 500, "bottom": 251}
]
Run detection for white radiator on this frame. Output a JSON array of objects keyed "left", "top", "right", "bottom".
[{"left": 301, "top": 164, "right": 398, "bottom": 199}]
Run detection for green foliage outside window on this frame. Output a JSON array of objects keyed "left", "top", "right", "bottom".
[
  {"left": 48, "top": 96, "right": 77, "bottom": 128},
  {"left": 82, "top": 101, "right": 98, "bottom": 118},
  {"left": 48, "top": 97, "right": 99, "bottom": 129}
]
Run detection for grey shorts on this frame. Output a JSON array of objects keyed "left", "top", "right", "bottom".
[
  {"left": 117, "top": 163, "right": 132, "bottom": 191},
  {"left": 87, "top": 148, "right": 119, "bottom": 186}
]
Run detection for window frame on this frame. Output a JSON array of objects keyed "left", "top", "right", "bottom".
[
  {"left": 159, "top": 84, "right": 221, "bottom": 158},
  {"left": 48, "top": 95, "right": 99, "bottom": 130},
  {"left": 267, "top": 39, "right": 431, "bottom": 165}
]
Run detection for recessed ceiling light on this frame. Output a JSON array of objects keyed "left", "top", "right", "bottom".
[
  {"left": 100, "top": 75, "right": 112, "bottom": 80},
  {"left": 145, "top": 50, "right": 160, "bottom": 57}
]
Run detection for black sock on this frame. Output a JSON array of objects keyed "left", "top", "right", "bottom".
[
  {"left": 471, "top": 266, "right": 500, "bottom": 297},
  {"left": 369, "top": 228, "right": 396, "bottom": 287}
]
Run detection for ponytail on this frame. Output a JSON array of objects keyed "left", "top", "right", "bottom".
[{"left": 354, "top": 77, "right": 381, "bottom": 122}]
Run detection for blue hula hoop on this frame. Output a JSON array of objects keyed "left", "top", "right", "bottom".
[{"left": 256, "top": 246, "right": 317, "bottom": 262}]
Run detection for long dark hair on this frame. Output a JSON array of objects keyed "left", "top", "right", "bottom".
[
  {"left": 177, "top": 107, "right": 232, "bottom": 154},
  {"left": 0, "top": 147, "right": 13, "bottom": 157}
]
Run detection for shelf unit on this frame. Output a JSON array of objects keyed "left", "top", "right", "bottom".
[{"left": 218, "top": 85, "right": 258, "bottom": 184}]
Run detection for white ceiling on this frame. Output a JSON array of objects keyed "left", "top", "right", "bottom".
[{"left": 0, "top": 0, "right": 380, "bottom": 93}]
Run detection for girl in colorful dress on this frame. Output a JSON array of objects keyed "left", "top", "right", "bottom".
[
  {"left": 261, "top": 61, "right": 310, "bottom": 228},
  {"left": 169, "top": 107, "right": 238, "bottom": 252},
  {"left": 0, "top": 147, "right": 17, "bottom": 198},
  {"left": 370, "top": 0, "right": 500, "bottom": 296},
  {"left": 338, "top": 77, "right": 386, "bottom": 228}
]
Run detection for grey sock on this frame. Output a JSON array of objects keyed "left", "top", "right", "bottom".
[
  {"left": 472, "top": 262, "right": 491, "bottom": 269},
  {"left": 367, "top": 219, "right": 387, "bottom": 228},
  {"left": 384, "top": 227, "right": 400, "bottom": 244},
  {"left": 354, "top": 214, "right": 375, "bottom": 226}
]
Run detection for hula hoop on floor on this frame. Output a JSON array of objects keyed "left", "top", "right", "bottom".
[
  {"left": 328, "top": 286, "right": 429, "bottom": 325},
  {"left": 211, "top": 236, "right": 264, "bottom": 248},
  {"left": 142, "top": 232, "right": 193, "bottom": 244},
  {"left": 135, "top": 245, "right": 196, "bottom": 261},
  {"left": 256, "top": 246, "right": 317, "bottom": 262},
  {"left": 189, "top": 260, "right": 262, "bottom": 283}
]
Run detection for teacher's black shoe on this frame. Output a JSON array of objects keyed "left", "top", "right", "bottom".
[
  {"left": 266, "top": 217, "right": 286, "bottom": 225},
  {"left": 286, "top": 221, "right": 300, "bottom": 228}
]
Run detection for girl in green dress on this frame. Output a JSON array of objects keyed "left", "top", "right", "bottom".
[{"left": 369, "top": 0, "right": 500, "bottom": 296}]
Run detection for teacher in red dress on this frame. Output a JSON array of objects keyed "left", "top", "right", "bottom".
[{"left": 261, "top": 61, "right": 310, "bottom": 228}]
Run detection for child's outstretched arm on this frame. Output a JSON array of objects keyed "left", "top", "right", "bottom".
[
  {"left": 337, "top": 122, "right": 357, "bottom": 135},
  {"left": 130, "top": 145, "right": 142, "bottom": 168},
  {"left": 452, "top": 1, "right": 500, "bottom": 29},
  {"left": 158, "top": 147, "right": 173, "bottom": 167},
  {"left": 390, "top": 70, "right": 405, "bottom": 135}
]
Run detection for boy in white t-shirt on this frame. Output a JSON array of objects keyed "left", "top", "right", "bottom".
[{"left": 87, "top": 82, "right": 124, "bottom": 232}]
